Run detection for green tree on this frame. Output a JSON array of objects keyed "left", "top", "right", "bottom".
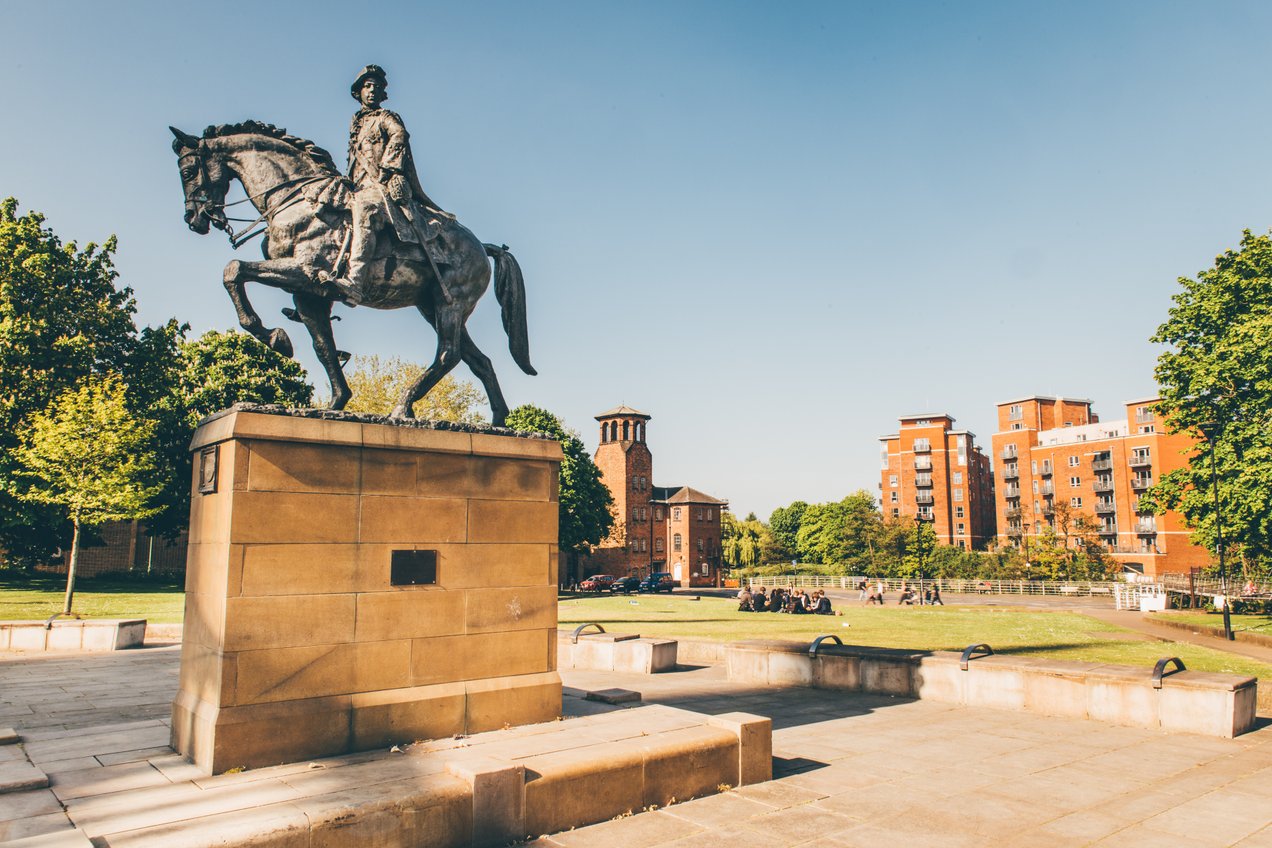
[
  {"left": 341, "top": 355, "right": 487, "bottom": 423},
  {"left": 13, "top": 377, "right": 163, "bottom": 614},
  {"left": 899, "top": 520, "right": 938, "bottom": 580},
  {"left": 721, "top": 511, "right": 764, "bottom": 569},
  {"left": 504, "top": 405, "right": 614, "bottom": 583},
  {"left": 767, "top": 501, "right": 808, "bottom": 562},
  {"left": 0, "top": 200, "right": 162, "bottom": 566},
  {"left": 1147, "top": 230, "right": 1272, "bottom": 578}
]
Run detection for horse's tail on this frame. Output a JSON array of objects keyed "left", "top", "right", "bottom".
[{"left": 485, "top": 243, "right": 536, "bottom": 375}]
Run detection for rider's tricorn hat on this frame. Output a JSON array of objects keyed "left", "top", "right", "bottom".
[{"left": 351, "top": 64, "right": 388, "bottom": 100}]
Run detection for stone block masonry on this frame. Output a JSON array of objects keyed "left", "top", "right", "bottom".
[{"left": 170, "top": 407, "right": 565, "bottom": 774}]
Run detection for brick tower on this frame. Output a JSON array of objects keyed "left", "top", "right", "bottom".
[{"left": 590, "top": 405, "right": 654, "bottom": 577}]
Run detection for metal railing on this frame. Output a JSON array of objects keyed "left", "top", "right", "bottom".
[
  {"left": 742, "top": 575, "right": 1131, "bottom": 597},
  {"left": 1002, "top": 466, "right": 1019, "bottom": 480},
  {"left": 1004, "top": 507, "right": 1022, "bottom": 519},
  {"left": 1040, "top": 482, "right": 1054, "bottom": 495},
  {"left": 1132, "top": 477, "right": 1153, "bottom": 489},
  {"left": 1040, "top": 462, "right": 1053, "bottom": 476},
  {"left": 1129, "top": 455, "right": 1152, "bottom": 468},
  {"left": 914, "top": 458, "right": 932, "bottom": 471},
  {"left": 1002, "top": 447, "right": 1018, "bottom": 460},
  {"left": 1093, "top": 480, "right": 1114, "bottom": 493},
  {"left": 1092, "top": 459, "right": 1113, "bottom": 471},
  {"left": 1095, "top": 501, "right": 1116, "bottom": 514},
  {"left": 1003, "top": 486, "right": 1021, "bottom": 498},
  {"left": 915, "top": 474, "right": 933, "bottom": 487}
]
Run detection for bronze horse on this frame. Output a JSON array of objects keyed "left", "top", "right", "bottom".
[{"left": 170, "top": 121, "right": 533, "bottom": 425}]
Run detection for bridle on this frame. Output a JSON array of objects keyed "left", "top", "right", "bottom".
[{"left": 181, "top": 143, "right": 328, "bottom": 249}]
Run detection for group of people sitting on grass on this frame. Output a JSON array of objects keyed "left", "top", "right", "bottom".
[
  {"left": 736, "top": 585, "right": 835, "bottom": 615},
  {"left": 857, "top": 580, "right": 943, "bottom": 606}
]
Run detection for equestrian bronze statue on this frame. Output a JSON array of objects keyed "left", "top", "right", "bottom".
[{"left": 170, "top": 65, "right": 534, "bottom": 426}]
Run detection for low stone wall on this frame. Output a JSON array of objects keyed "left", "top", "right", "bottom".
[
  {"left": 557, "top": 630, "right": 677, "bottom": 673},
  {"left": 726, "top": 639, "right": 1258, "bottom": 738},
  {"left": 1148, "top": 613, "right": 1272, "bottom": 649},
  {"left": 0, "top": 619, "right": 146, "bottom": 653}
]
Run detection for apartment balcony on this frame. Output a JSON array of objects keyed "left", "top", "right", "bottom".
[
  {"left": 1002, "top": 466, "right": 1019, "bottom": 480},
  {"left": 1003, "top": 486, "right": 1021, "bottom": 499},
  {"left": 1002, "top": 446, "right": 1018, "bottom": 460},
  {"left": 1093, "top": 480, "right": 1114, "bottom": 493},
  {"left": 915, "top": 492, "right": 934, "bottom": 504},
  {"left": 1099, "top": 525, "right": 1118, "bottom": 536},
  {"left": 1040, "top": 482, "right": 1054, "bottom": 495},
  {"left": 914, "top": 474, "right": 933, "bottom": 487},
  {"left": 913, "top": 457, "right": 932, "bottom": 471},
  {"left": 916, "top": 511, "right": 935, "bottom": 522},
  {"left": 1040, "top": 462, "right": 1053, "bottom": 476},
  {"left": 1004, "top": 507, "right": 1022, "bottom": 519},
  {"left": 1129, "top": 455, "right": 1152, "bottom": 468},
  {"left": 1005, "top": 526, "right": 1023, "bottom": 538},
  {"left": 1136, "top": 522, "right": 1158, "bottom": 534},
  {"left": 913, "top": 442, "right": 932, "bottom": 454},
  {"left": 1132, "top": 476, "right": 1153, "bottom": 490},
  {"left": 1092, "top": 459, "right": 1113, "bottom": 472},
  {"left": 1041, "top": 502, "right": 1055, "bottom": 517},
  {"left": 1095, "top": 501, "right": 1116, "bottom": 515}
]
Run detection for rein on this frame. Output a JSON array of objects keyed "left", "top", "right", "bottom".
[{"left": 208, "top": 175, "right": 329, "bottom": 249}]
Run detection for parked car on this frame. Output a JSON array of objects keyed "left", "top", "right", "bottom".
[
  {"left": 609, "top": 576, "right": 642, "bottom": 594},
  {"left": 579, "top": 574, "right": 616, "bottom": 592},
  {"left": 638, "top": 572, "right": 676, "bottom": 593}
]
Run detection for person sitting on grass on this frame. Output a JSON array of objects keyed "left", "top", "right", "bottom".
[
  {"left": 752, "top": 586, "right": 767, "bottom": 612},
  {"left": 898, "top": 587, "right": 917, "bottom": 605},
  {"left": 812, "top": 590, "right": 833, "bottom": 615},
  {"left": 768, "top": 587, "right": 786, "bottom": 613},
  {"left": 737, "top": 586, "right": 754, "bottom": 612}
]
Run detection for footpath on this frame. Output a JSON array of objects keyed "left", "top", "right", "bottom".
[{"left": 1083, "top": 609, "right": 1272, "bottom": 666}]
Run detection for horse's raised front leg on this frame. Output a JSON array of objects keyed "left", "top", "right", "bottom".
[
  {"left": 291, "top": 293, "right": 352, "bottom": 410},
  {"left": 392, "top": 305, "right": 465, "bottom": 419},
  {"left": 222, "top": 258, "right": 309, "bottom": 357}
]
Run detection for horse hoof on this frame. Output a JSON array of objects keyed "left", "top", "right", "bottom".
[{"left": 268, "top": 328, "right": 294, "bottom": 358}]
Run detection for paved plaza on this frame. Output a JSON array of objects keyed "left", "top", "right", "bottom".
[{"left": 1, "top": 644, "right": 1270, "bottom": 846}]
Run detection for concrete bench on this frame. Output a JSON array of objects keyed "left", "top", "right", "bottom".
[
  {"left": 557, "top": 629, "right": 678, "bottom": 673},
  {"left": 725, "top": 639, "right": 1258, "bottom": 738},
  {"left": 0, "top": 619, "right": 146, "bottom": 653}
]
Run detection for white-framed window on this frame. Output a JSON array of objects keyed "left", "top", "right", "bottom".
[
  {"left": 707, "top": 508, "right": 714, "bottom": 520},
  {"left": 1034, "top": 500, "right": 1041, "bottom": 514},
  {"left": 673, "top": 533, "right": 682, "bottom": 552},
  {"left": 957, "top": 522, "right": 966, "bottom": 534},
  {"left": 891, "top": 508, "right": 900, "bottom": 517},
  {"left": 1139, "top": 425, "right": 1155, "bottom": 434},
  {"left": 957, "top": 435, "right": 968, "bottom": 466},
  {"left": 673, "top": 507, "right": 681, "bottom": 521},
  {"left": 1008, "top": 404, "right": 1023, "bottom": 420},
  {"left": 655, "top": 508, "right": 663, "bottom": 521},
  {"left": 697, "top": 538, "right": 704, "bottom": 551},
  {"left": 1011, "top": 423, "right": 1023, "bottom": 430},
  {"left": 1032, "top": 481, "right": 1039, "bottom": 493},
  {"left": 957, "top": 540, "right": 967, "bottom": 549},
  {"left": 1070, "top": 476, "right": 1081, "bottom": 487},
  {"left": 914, "top": 438, "right": 931, "bottom": 452},
  {"left": 890, "top": 491, "right": 898, "bottom": 503},
  {"left": 641, "top": 539, "right": 648, "bottom": 552},
  {"left": 1030, "top": 461, "right": 1037, "bottom": 474},
  {"left": 1068, "top": 455, "right": 1079, "bottom": 467},
  {"left": 1070, "top": 497, "right": 1082, "bottom": 507},
  {"left": 1132, "top": 447, "right": 1151, "bottom": 461},
  {"left": 955, "top": 506, "right": 965, "bottom": 518},
  {"left": 953, "top": 489, "right": 964, "bottom": 502},
  {"left": 889, "top": 474, "right": 898, "bottom": 488},
  {"left": 952, "top": 472, "right": 963, "bottom": 484},
  {"left": 881, "top": 444, "right": 890, "bottom": 469}
]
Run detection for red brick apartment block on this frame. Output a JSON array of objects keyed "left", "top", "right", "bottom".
[
  {"left": 879, "top": 414, "right": 997, "bottom": 549},
  {"left": 990, "top": 396, "right": 1210, "bottom": 577},
  {"left": 583, "top": 405, "right": 728, "bottom": 588}
]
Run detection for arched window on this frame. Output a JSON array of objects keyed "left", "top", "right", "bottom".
[
  {"left": 622, "top": 421, "right": 630, "bottom": 441},
  {"left": 673, "top": 533, "right": 682, "bottom": 552},
  {"left": 673, "top": 507, "right": 681, "bottom": 521}
]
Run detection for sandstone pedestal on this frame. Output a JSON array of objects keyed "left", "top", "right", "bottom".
[{"left": 171, "top": 407, "right": 563, "bottom": 774}]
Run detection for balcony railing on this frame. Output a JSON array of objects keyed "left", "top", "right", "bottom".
[
  {"left": 1040, "top": 482, "right": 1054, "bottom": 495},
  {"left": 1004, "top": 507, "right": 1021, "bottom": 519},
  {"left": 1041, "top": 503, "right": 1055, "bottom": 517},
  {"left": 1129, "top": 455, "right": 1152, "bottom": 468},
  {"left": 1099, "top": 525, "right": 1118, "bottom": 535},
  {"left": 1040, "top": 462, "right": 1053, "bottom": 476},
  {"left": 916, "top": 511, "right": 935, "bottom": 521},
  {"left": 1003, "top": 486, "right": 1021, "bottom": 499},
  {"left": 914, "top": 474, "right": 933, "bottom": 487},
  {"left": 1003, "top": 466, "right": 1019, "bottom": 480},
  {"left": 1005, "top": 526, "right": 1023, "bottom": 537},
  {"left": 1095, "top": 501, "right": 1116, "bottom": 514},
  {"left": 1002, "top": 446, "right": 1018, "bottom": 460},
  {"left": 1136, "top": 522, "right": 1157, "bottom": 534},
  {"left": 1132, "top": 476, "right": 1153, "bottom": 489},
  {"left": 915, "top": 492, "right": 934, "bottom": 504},
  {"left": 913, "top": 442, "right": 931, "bottom": 454},
  {"left": 1093, "top": 480, "right": 1114, "bottom": 493},
  {"left": 914, "top": 457, "right": 932, "bottom": 471},
  {"left": 1092, "top": 459, "right": 1113, "bottom": 471}
]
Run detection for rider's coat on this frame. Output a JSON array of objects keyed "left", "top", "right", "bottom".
[{"left": 347, "top": 107, "right": 442, "bottom": 244}]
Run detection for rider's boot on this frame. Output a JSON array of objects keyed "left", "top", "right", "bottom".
[{"left": 316, "top": 270, "right": 364, "bottom": 306}]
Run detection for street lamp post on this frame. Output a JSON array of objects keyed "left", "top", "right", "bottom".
[
  {"left": 1199, "top": 424, "right": 1235, "bottom": 641},
  {"left": 913, "top": 517, "right": 925, "bottom": 605},
  {"left": 1022, "top": 521, "right": 1032, "bottom": 579}
]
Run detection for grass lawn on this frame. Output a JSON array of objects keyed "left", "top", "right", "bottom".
[
  {"left": 560, "top": 593, "right": 1272, "bottom": 680},
  {"left": 0, "top": 573, "right": 185, "bottom": 623},
  {"left": 1150, "top": 611, "right": 1272, "bottom": 635}
]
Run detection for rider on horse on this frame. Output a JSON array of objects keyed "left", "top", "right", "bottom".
[{"left": 326, "top": 65, "right": 449, "bottom": 305}]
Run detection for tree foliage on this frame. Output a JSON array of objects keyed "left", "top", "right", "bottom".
[
  {"left": 340, "top": 355, "right": 487, "bottom": 423},
  {"left": 721, "top": 512, "right": 764, "bottom": 569},
  {"left": 14, "top": 377, "right": 164, "bottom": 612},
  {"left": 766, "top": 501, "right": 807, "bottom": 562},
  {"left": 0, "top": 199, "right": 157, "bottom": 565},
  {"left": 504, "top": 405, "right": 614, "bottom": 557},
  {"left": 1147, "top": 231, "right": 1272, "bottom": 577}
]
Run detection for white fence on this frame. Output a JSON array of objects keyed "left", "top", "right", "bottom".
[{"left": 741, "top": 574, "right": 1127, "bottom": 597}]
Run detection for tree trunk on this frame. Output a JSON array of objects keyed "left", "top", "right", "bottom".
[{"left": 63, "top": 519, "right": 81, "bottom": 617}]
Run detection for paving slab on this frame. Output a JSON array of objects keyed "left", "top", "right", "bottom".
[{"left": 0, "top": 762, "right": 48, "bottom": 794}]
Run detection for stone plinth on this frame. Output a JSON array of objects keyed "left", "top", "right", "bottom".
[
  {"left": 171, "top": 407, "right": 564, "bottom": 773},
  {"left": 0, "top": 619, "right": 146, "bottom": 653}
]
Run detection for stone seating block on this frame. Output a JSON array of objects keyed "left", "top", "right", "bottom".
[
  {"left": 708, "top": 712, "right": 772, "bottom": 785},
  {"left": 446, "top": 757, "right": 526, "bottom": 848},
  {"left": 1157, "top": 671, "right": 1258, "bottom": 738}
]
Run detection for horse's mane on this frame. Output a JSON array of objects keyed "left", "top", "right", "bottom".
[{"left": 202, "top": 120, "right": 339, "bottom": 174}]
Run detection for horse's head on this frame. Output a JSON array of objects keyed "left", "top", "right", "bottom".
[{"left": 170, "top": 126, "right": 229, "bottom": 235}]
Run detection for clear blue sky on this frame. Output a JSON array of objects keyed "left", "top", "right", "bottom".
[{"left": 4, "top": 2, "right": 1272, "bottom": 519}]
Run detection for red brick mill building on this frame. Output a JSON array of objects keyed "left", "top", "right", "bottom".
[{"left": 579, "top": 406, "right": 728, "bottom": 588}]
